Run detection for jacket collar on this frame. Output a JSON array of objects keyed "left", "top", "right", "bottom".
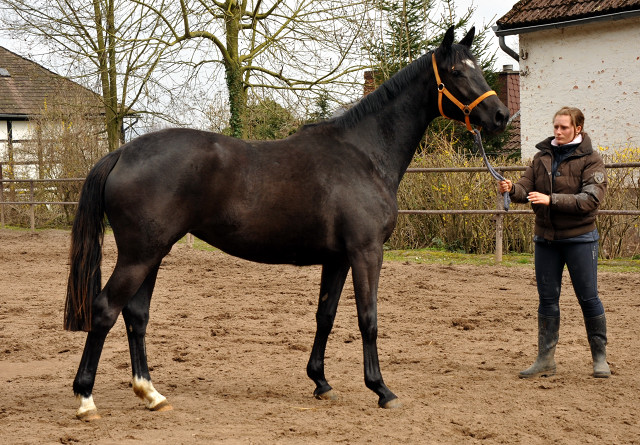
[{"left": 536, "top": 133, "right": 593, "bottom": 157}]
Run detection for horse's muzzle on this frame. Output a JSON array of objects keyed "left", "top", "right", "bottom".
[{"left": 485, "top": 105, "right": 510, "bottom": 135}]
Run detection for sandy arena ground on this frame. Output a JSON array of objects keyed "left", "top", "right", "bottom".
[{"left": 1, "top": 228, "right": 639, "bottom": 444}]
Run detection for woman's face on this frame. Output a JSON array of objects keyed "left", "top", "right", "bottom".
[{"left": 553, "top": 114, "right": 581, "bottom": 145}]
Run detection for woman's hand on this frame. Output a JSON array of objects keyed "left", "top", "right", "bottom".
[
  {"left": 527, "top": 192, "right": 551, "bottom": 206},
  {"left": 498, "top": 180, "right": 512, "bottom": 194}
]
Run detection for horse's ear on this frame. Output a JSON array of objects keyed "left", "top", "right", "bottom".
[
  {"left": 459, "top": 26, "right": 475, "bottom": 48},
  {"left": 441, "top": 26, "right": 455, "bottom": 53}
]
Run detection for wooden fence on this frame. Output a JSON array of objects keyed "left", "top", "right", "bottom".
[{"left": 2, "top": 163, "right": 640, "bottom": 262}]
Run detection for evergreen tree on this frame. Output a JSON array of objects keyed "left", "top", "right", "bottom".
[
  {"left": 367, "top": 0, "right": 436, "bottom": 81},
  {"left": 366, "top": 0, "right": 511, "bottom": 155}
]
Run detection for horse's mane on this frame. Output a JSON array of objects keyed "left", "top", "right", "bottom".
[
  {"left": 304, "top": 44, "right": 472, "bottom": 131},
  {"left": 329, "top": 52, "right": 433, "bottom": 129}
]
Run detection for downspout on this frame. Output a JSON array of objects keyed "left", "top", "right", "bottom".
[{"left": 495, "top": 31, "right": 519, "bottom": 62}]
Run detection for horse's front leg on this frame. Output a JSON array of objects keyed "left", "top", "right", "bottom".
[
  {"left": 307, "top": 258, "right": 350, "bottom": 401},
  {"left": 122, "top": 264, "right": 172, "bottom": 412},
  {"left": 349, "top": 247, "right": 400, "bottom": 408}
]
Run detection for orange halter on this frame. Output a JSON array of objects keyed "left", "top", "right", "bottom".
[{"left": 431, "top": 53, "right": 497, "bottom": 133}]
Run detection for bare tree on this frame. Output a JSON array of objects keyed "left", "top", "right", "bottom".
[
  {"left": 0, "top": 0, "right": 179, "bottom": 151},
  {"left": 134, "top": 0, "right": 373, "bottom": 137}
]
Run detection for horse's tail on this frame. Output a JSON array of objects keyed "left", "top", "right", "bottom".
[{"left": 64, "top": 150, "right": 121, "bottom": 332}]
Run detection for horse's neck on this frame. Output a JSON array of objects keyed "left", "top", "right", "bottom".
[{"left": 350, "top": 77, "right": 439, "bottom": 192}]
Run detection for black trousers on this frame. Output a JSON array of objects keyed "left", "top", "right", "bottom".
[{"left": 534, "top": 239, "right": 604, "bottom": 318}]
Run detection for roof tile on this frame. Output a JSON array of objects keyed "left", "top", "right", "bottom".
[
  {"left": 497, "top": 0, "right": 640, "bottom": 30},
  {"left": 0, "top": 46, "right": 102, "bottom": 117}
]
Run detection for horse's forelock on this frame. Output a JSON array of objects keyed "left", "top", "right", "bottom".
[{"left": 437, "top": 43, "right": 475, "bottom": 66}]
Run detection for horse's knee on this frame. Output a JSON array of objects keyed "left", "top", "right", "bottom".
[
  {"left": 315, "top": 313, "right": 335, "bottom": 336},
  {"left": 358, "top": 319, "right": 378, "bottom": 340}
]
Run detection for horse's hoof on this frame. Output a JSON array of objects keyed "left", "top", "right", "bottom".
[
  {"left": 380, "top": 397, "right": 402, "bottom": 409},
  {"left": 76, "top": 409, "right": 101, "bottom": 421},
  {"left": 314, "top": 389, "right": 338, "bottom": 401},
  {"left": 149, "top": 400, "right": 173, "bottom": 412}
]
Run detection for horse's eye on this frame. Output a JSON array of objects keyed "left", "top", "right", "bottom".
[{"left": 451, "top": 69, "right": 461, "bottom": 77}]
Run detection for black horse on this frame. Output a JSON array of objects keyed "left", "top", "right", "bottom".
[{"left": 64, "top": 26, "right": 508, "bottom": 420}]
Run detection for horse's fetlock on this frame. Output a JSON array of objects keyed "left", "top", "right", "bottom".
[
  {"left": 306, "top": 362, "right": 324, "bottom": 382},
  {"left": 364, "top": 377, "right": 382, "bottom": 391},
  {"left": 73, "top": 378, "right": 93, "bottom": 399}
]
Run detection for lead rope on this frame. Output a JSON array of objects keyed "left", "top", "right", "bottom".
[{"left": 473, "top": 129, "right": 510, "bottom": 211}]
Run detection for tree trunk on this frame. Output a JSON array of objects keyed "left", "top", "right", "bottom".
[
  {"left": 106, "top": 0, "right": 122, "bottom": 151},
  {"left": 93, "top": 0, "right": 121, "bottom": 152},
  {"left": 224, "top": 0, "right": 247, "bottom": 139},
  {"left": 225, "top": 62, "right": 247, "bottom": 139}
]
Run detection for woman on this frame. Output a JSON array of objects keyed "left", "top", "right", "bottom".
[{"left": 499, "top": 106, "right": 610, "bottom": 378}]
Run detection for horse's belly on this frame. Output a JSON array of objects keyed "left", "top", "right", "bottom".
[
  {"left": 198, "top": 236, "right": 333, "bottom": 266},
  {"left": 192, "top": 220, "right": 337, "bottom": 266}
]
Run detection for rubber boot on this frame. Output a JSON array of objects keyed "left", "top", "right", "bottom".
[
  {"left": 519, "top": 314, "right": 560, "bottom": 379},
  {"left": 584, "top": 314, "right": 611, "bottom": 378}
]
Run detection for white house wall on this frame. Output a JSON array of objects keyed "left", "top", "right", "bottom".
[
  {"left": 0, "top": 120, "right": 34, "bottom": 161},
  {"left": 10, "top": 120, "right": 32, "bottom": 141},
  {"left": 1, "top": 120, "right": 37, "bottom": 178},
  {"left": 518, "top": 16, "right": 640, "bottom": 159},
  {"left": 0, "top": 120, "right": 8, "bottom": 160}
]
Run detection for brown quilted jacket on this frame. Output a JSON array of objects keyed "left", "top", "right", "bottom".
[{"left": 509, "top": 133, "right": 607, "bottom": 240}]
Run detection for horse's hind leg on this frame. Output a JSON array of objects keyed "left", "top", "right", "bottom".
[
  {"left": 73, "top": 258, "right": 160, "bottom": 420},
  {"left": 122, "top": 263, "right": 171, "bottom": 411},
  {"left": 73, "top": 331, "right": 108, "bottom": 420},
  {"left": 307, "top": 258, "right": 350, "bottom": 401}
]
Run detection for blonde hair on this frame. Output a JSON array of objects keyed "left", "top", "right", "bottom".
[{"left": 554, "top": 107, "right": 585, "bottom": 133}]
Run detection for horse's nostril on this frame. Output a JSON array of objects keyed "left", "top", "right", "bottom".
[{"left": 495, "top": 108, "right": 510, "bottom": 127}]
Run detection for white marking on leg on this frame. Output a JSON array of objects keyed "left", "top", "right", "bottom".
[
  {"left": 132, "top": 376, "right": 167, "bottom": 410},
  {"left": 76, "top": 395, "right": 97, "bottom": 418}
]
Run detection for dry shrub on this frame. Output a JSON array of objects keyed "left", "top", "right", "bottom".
[
  {"left": 3, "top": 81, "right": 107, "bottom": 227},
  {"left": 597, "top": 146, "right": 640, "bottom": 259},
  {"left": 390, "top": 138, "right": 534, "bottom": 254},
  {"left": 390, "top": 141, "right": 640, "bottom": 258}
]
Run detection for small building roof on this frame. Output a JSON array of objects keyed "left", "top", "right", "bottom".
[
  {"left": 495, "top": 0, "right": 640, "bottom": 35},
  {"left": 0, "top": 46, "right": 102, "bottom": 119}
]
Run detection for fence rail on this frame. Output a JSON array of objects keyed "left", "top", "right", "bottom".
[{"left": 2, "top": 163, "right": 640, "bottom": 262}]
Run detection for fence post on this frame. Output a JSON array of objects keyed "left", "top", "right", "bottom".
[
  {"left": 0, "top": 163, "right": 4, "bottom": 227},
  {"left": 29, "top": 180, "right": 35, "bottom": 232},
  {"left": 0, "top": 173, "right": 4, "bottom": 228},
  {"left": 494, "top": 186, "right": 503, "bottom": 263}
]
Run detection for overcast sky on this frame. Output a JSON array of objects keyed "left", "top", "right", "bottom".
[
  {"left": 459, "top": 0, "right": 521, "bottom": 69},
  {"left": 1, "top": 1, "right": 522, "bottom": 71}
]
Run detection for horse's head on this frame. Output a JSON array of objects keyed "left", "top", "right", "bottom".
[{"left": 433, "top": 26, "right": 509, "bottom": 134}]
